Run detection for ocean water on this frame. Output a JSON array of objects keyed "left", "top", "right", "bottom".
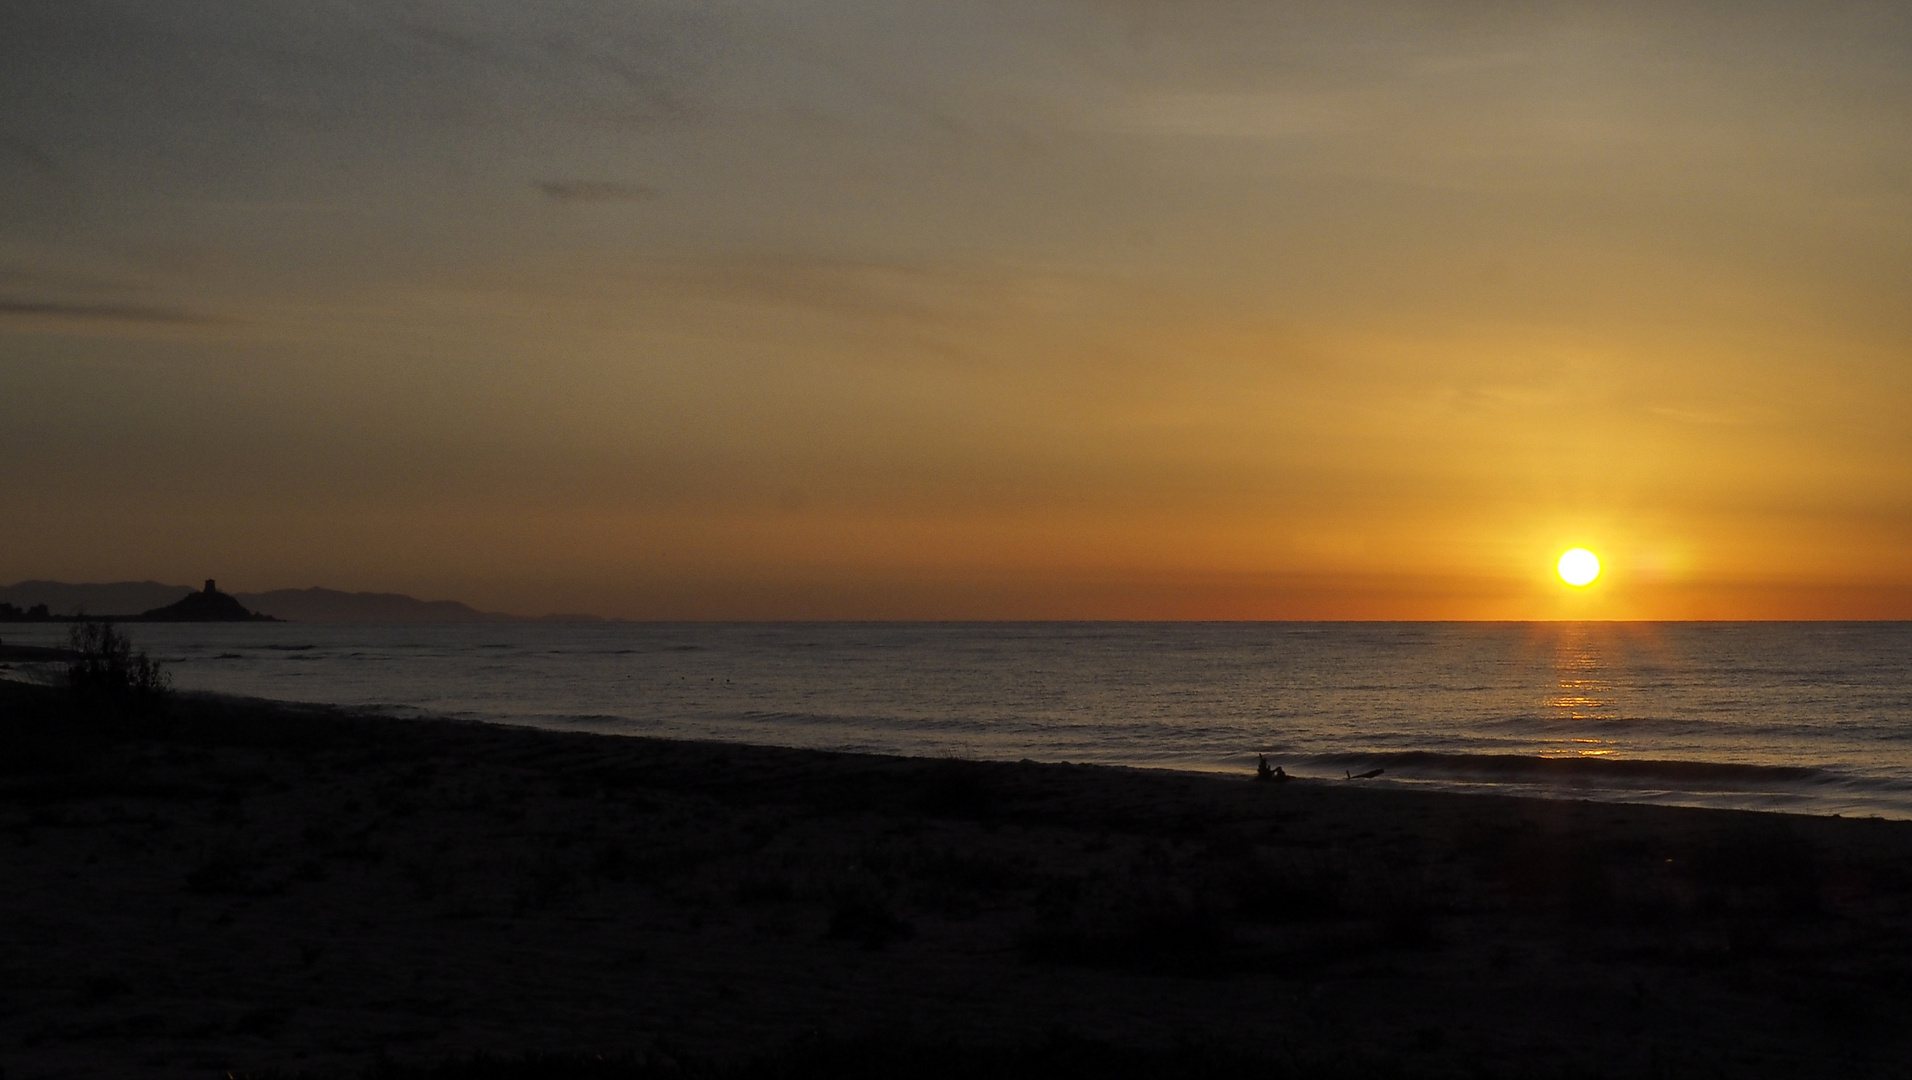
[{"left": 4, "top": 621, "right": 1910, "bottom": 819}]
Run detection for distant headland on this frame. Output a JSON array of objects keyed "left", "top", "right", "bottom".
[
  {"left": 0, "top": 579, "right": 608, "bottom": 624},
  {"left": 0, "top": 579, "right": 276, "bottom": 623},
  {"left": 140, "top": 580, "right": 277, "bottom": 622}
]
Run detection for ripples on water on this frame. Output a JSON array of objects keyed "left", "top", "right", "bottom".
[{"left": 4, "top": 621, "right": 1909, "bottom": 818}]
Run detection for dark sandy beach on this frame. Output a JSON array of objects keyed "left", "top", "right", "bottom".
[{"left": 4, "top": 677, "right": 1912, "bottom": 1079}]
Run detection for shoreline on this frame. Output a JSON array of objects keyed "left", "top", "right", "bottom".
[
  {"left": 6, "top": 620, "right": 1911, "bottom": 822},
  {"left": 210, "top": 710, "right": 1912, "bottom": 827},
  {"left": 4, "top": 679, "right": 1912, "bottom": 1077},
  {"left": 12, "top": 668, "right": 1904, "bottom": 824},
  {"left": 26, "top": 677, "right": 1901, "bottom": 813},
  {"left": 122, "top": 686, "right": 1912, "bottom": 823}
]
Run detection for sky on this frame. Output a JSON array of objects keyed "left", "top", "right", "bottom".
[{"left": 3, "top": 0, "right": 1910, "bottom": 619}]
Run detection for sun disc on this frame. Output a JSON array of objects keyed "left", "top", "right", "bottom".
[{"left": 1557, "top": 548, "right": 1601, "bottom": 587}]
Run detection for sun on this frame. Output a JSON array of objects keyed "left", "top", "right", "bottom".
[{"left": 1557, "top": 548, "right": 1601, "bottom": 587}]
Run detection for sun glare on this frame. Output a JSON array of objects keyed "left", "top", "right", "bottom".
[{"left": 1557, "top": 548, "right": 1601, "bottom": 587}]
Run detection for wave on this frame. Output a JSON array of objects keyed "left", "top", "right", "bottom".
[
  {"left": 1301, "top": 750, "right": 1837, "bottom": 789},
  {"left": 1292, "top": 749, "right": 1912, "bottom": 819}
]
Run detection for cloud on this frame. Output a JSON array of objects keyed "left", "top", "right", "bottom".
[
  {"left": 0, "top": 2, "right": 713, "bottom": 190},
  {"left": 537, "top": 180, "right": 659, "bottom": 203},
  {"left": 366, "top": 5, "right": 706, "bottom": 128},
  {"left": 0, "top": 297, "right": 216, "bottom": 325},
  {"left": 0, "top": 268, "right": 139, "bottom": 294},
  {"left": 1097, "top": 91, "right": 1353, "bottom": 140}
]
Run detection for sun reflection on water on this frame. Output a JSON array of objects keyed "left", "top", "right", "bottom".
[{"left": 1542, "top": 625, "right": 1620, "bottom": 756}]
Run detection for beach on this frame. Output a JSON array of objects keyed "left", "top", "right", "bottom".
[
  {"left": 6, "top": 620, "right": 1908, "bottom": 821},
  {"left": 4, "top": 678, "right": 1912, "bottom": 1078}
]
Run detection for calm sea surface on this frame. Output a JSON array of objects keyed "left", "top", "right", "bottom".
[{"left": 5, "top": 621, "right": 1910, "bottom": 819}]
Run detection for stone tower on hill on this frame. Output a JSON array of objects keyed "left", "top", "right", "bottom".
[{"left": 137, "top": 580, "right": 278, "bottom": 622}]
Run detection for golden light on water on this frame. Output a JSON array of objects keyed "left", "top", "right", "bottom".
[{"left": 1557, "top": 548, "right": 1602, "bottom": 588}]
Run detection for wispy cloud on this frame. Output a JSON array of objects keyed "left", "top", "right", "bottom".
[
  {"left": 0, "top": 297, "right": 216, "bottom": 325},
  {"left": 537, "top": 180, "right": 659, "bottom": 203},
  {"left": 1095, "top": 91, "right": 1353, "bottom": 140},
  {"left": 0, "top": 268, "right": 139, "bottom": 294}
]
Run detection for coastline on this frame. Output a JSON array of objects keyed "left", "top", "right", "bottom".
[
  {"left": 7, "top": 619, "right": 1909, "bottom": 821},
  {"left": 4, "top": 679, "right": 1912, "bottom": 1078},
  {"left": 9, "top": 619, "right": 1912, "bottom": 821}
]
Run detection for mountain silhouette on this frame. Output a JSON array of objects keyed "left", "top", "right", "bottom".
[
  {"left": 2, "top": 580, "right": 602, "bottom": 623},
  {"left": 234, "top": 587, "right": 511, "bottom": 624},
  {"left": 0, "top": 580, "right": 195, "bottom": 616}
]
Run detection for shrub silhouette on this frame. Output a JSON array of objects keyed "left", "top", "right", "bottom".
[{"left": 67, "top": 620, "right": 170, "bottom": 701}]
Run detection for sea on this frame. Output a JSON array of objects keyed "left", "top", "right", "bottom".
[{"left": 4, "top": 621, "right": 1910, "bottom": 819}]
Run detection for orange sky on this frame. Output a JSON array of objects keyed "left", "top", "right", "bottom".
[{"left": 3, "top": 1, "right": 1910, "bottom": 618}]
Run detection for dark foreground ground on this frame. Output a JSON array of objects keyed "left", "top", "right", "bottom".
[{"left": 3, "top": 679, "right": 1912, "bottom": 1079}]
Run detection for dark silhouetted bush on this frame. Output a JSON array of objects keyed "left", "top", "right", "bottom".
[{"left": 66, "top": 620, "right": 170, "bottom": 701}]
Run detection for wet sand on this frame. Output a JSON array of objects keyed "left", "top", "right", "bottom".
[{"left": 4, "top": 678, "right": 1912, "bottom": 1078}]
